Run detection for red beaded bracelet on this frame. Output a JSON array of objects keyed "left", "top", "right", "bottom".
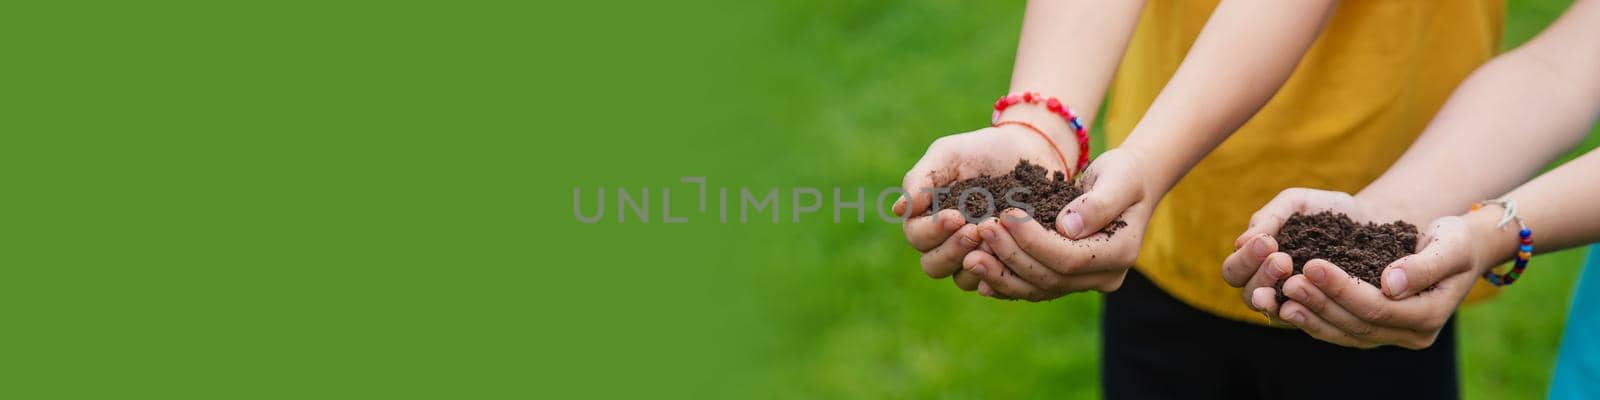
[{"left": 992, "top": 91, "right": 1091, "bottom": 177}]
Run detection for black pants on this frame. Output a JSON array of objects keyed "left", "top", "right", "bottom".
[{"left": 1102, "top": 269, "right": 1459, "bottom": 400}]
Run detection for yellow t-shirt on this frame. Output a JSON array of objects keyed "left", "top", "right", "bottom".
[{"left": 1104, "top": 0, "right": 1505, "bottom": 325}]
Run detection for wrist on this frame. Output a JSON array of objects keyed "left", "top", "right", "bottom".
[
  {"left": 1464, "top": 208, "right": 1519, "bottom": 274},
  {"left": 996, "top": 104, "right": 1079, "bottom": 157},
  {"left": 1110, "top": 138, "right": 1178, "bottom": 198},
  {"left": 995, "top": 104, "right": 1081, "bottom": 172}
]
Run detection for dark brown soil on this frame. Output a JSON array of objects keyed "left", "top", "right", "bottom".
[
  {"left": 927, "top": 160, "right": 1125, "bottom": 236},
  {"left": 1274, "top": 211, "right": 1417, "bottom": 301}
]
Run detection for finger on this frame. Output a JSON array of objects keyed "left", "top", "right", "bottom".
[
  {"left": 953, "top": 268, "right": 980, "bottom": 291},
  {"left": 1281, "top": 273, "right": 1420, "bottom": 346},
  {"left": 974, "top": 222, "right": 1128, "bottom": 293},
  {"left": 1057, "top": 168, "right": 1142, "bottom": 240},
  {"left": 1240, "top": 252, "right": 1292, "bottom": 311},
  {"left": 1222, "top": 234, "right": 1279, "bottom": 287},
  {"left": 1236, "top": 189, "right": 1308, "bottom": 248},
  {"left": 1251, "top": 287, "right": 1290, "bottom": 326},
  {"left": 900, "top": 140, "right": 958, "bottom": 218},
  {"left": 975, "top": 217, "right": 1068, "bottom": 290},
  {"left": 976, "top": 281, "right": 1012, "bottom": 300},
  {"left": 965, "top": 251, "right": 1060, "bottom": 302},
  {"left": 974, "top": 278, "right": 1017, "bottom": 300},
  {"left": 1303, "top": 259, "right": 1455, "bottom": 331},
  {"left": 1381, "top": 269, "right": 1478, "bottom": 347},
  {"left": 919, "top": 225, "right": 982, "bottom": 278},
  {"left": 1280, "top": 300, "right": 1378, "bottom": 349},
  {"left": 1381, "top": 217, "right": 1471, "bottom": 299},
  {"left": 1000, "top": 209, "right": 1134, "bottom": 277},
  {"left": 904, "top": 209, "right": 965, "bottom": 252}
]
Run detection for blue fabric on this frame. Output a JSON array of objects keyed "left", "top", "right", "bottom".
[{"left": 1550, "top": 245, "right": 1600, "bottom": 399}]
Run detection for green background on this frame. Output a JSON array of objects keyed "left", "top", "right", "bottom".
[{"left": 3, "top": 0, "right": 1594, "bottom": 398}]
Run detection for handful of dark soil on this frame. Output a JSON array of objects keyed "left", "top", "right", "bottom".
[
  {"left": 1275, "top": 211, "right": 1417, "bottom": 299},
  {"left": 927, "top": 160, "right": 1124, "bottom": 236}
]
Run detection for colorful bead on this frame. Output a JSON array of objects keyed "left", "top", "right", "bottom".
[{"left": 1481, "top": 218, "right": 1533, "bottom": 287}]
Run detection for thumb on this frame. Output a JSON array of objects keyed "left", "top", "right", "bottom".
[
  {"left": 1057, "top": 169, "right": 1141, "bottom": 240},
  {"left": 1381, "top": 216, "right": 1471, "bottom": 299}
]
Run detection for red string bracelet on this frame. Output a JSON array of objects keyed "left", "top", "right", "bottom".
[
  {"left": 993, "top": 120, "right": 1070, "bottom": 177},
  {"left": 991, "top": 91, "right": 1091, "bottom": 176}
]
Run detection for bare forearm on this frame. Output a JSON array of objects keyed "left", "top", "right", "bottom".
[
  {"left": 1468, "top": 149, "right": 1600, "bottom": 270},
  {"left": 1120, "top": 0, "right": 1338, "bottom": 193},
  {"left": 1008, "top": 0, "right": 1145, "bottom": 126},
  {"left": 999, "top": 0, "right": 1146, "bottom": 162},
  {"left": 1358, "top": 0, "right": 1600, "bottom": 224}
]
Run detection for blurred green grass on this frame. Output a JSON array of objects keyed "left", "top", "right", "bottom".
[{"left": 751, "top": 0, "right": 1595, "bottom": 398}]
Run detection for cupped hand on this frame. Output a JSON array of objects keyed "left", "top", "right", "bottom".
[
  {"left": 1274, "top": 216, "right": 1481, "bottom": 349},
  {"left": 1221, "top": 188, "right": 1397, "bottom": 323},
  {"left": 895, "top": 125, "right": 1077, "bottom": 292},
  {"left": 962, "top": 148, "right": 1156, "bottom": 301}
]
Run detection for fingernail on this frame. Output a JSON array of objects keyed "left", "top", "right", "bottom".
[
  {"left": 1061, "top": 212, "right": 1084, "bottom": 238},
  {"left": 1287, "top": 285, "right": 1306, "bottom": 301},
  {"left": 971, "top": 264, "right": 987, "bottom": 275},
  {"left": 943, "top": 216, "right": 961, "bottom": 230},
  {"left": 980, "top": 227, "right": 996, "bottom": 241},
  {"left": 1306, "top": 265, "right": 1327, "bottom": 285},
  {"left": 893, "top": 196, "right": 907, "bottom": 216},
  {"left": 1265, "top": 260, "right": 1286, "bottom": 280},
  {"left": 1290, "top": 312, "right": 1306, "bottom": 324},
  {"left": 1383, "top": 268, "right": 1407, "bottom": 297},
  {"left": 1008, "top": 209, "right": 1028, "bottom": 219},
  {"left": 1250, "top": 236, "right": 1271, "bottom": 257}
]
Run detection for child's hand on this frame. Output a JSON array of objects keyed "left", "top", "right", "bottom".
[
  {"left": 1223, "top": 188, "right": 1486, "bottom": 348},
  {"left": 1221, "top": 188, "right": 1387, "bottom": 323},
  {"left": 894, "top": 124, "right": 1079, "bottom": 292},
  {"left": 959, "top": 148, "right": 1155, "bottom": 301},
  {"left": 1274, "top": 216, "right": 1480, "bottom": 349}
]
